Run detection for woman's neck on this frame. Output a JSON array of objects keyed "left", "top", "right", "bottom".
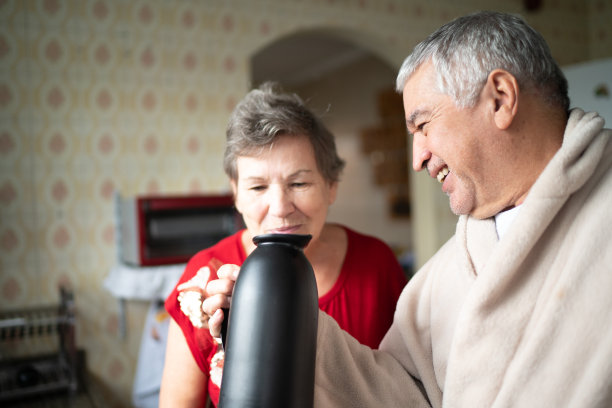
[
  {"left": 305, "top": 224, "right": 347, "bottom": 297},
  {"left": 240, "top": 224, "right": 348, "bottom": 297}
]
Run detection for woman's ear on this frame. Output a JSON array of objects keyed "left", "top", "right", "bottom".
[
  {"left": 230, "top": 179, "right": 241, "bottom": 214},
  {"left": 328, "top": 181, "right": 338, "bottom": 206},
  {"left": 486, "top": 69, "right": 519, "bottom": 130}
]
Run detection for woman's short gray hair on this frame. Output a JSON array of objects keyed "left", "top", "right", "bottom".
[
  {"left": 396, "top": 11, "right": 569, "bottom": 111},
  {"left": 224, "top": 82, "right": 345, "bottom": 182}
]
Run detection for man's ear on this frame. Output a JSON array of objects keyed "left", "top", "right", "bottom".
[{"left": 486, "top": 69, "right": 519, "bottom": 130}]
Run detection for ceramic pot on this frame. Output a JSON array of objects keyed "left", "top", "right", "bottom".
[{"left": 219, "top": 233, "right": 318, "bottom": 408}]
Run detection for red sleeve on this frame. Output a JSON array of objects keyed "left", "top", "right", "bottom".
[
  {"left": 164, "top": 250, "right": 220, "bottom": 373},
  {"left": 164, "top": 231, "right": 246, "bottom": 372},
  {"left": 165, "top": 231, "right": 246, "bottom": 407}
]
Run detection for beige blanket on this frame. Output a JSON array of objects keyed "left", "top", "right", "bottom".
[{"left": 314, "top": 109, "right": 612, "bottom": 407}]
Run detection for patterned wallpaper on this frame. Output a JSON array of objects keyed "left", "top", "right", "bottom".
[{"left": 1, "top": 0, "right": 610, "bottom": 405}]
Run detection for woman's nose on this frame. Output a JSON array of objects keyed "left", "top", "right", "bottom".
[
  {"left": 412, "top": 133, "right": 431, "bottom": 172},
  {"left": 268, "top": 186, "right": 294, "bottom": 217}
]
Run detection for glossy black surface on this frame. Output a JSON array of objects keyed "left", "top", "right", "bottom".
[{"left": 219, "top": 234, "right": 318, "bottom": 408}]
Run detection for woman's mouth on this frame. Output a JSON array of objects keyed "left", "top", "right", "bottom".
[
  {"left": 437, "top": 166, "right": 449, "bottom": 183},
  {"left": 268, "top": 225, "right": 301, "bottom": 234}
]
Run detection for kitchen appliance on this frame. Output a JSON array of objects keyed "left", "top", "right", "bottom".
[{"left": 116, "top": 193, "right": 243, "bottom": 266}]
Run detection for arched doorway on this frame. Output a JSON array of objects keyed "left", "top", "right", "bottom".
[{"left": 250, "top": 29, "right": 415, "bottom": 275}]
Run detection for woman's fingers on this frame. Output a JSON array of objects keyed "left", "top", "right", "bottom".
[
  {"left": 176, "top": 263, "right": 239, "bottom": 337},
  {"left": 202, "top": 293, "right": 231, "bottom": 339},
  {"left": 202, "top": 293, "right": 231, "bottom": 317},
  {"left": 217, "top": 264, "right": 240, "bottom": 281},
  {"left": 204, "top": 265, "right": 239, "bottom": 340},
  {"left": 204, "top": 278, "right": 234, "bottom": 298},
  {"left": 209, "top": 308, "right": 224, "bottom": 339}
]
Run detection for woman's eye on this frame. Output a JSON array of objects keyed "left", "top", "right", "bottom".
[
  {"left": 249, "top": 185, "right": 266, "bottom": 192},
  {"left": 291, "top": 182, "right": 308, "bottom": 188}
]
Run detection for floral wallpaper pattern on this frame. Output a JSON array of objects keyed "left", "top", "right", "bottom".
[{"left": 1, "top": 0, "right": 610, "bottom": 405}]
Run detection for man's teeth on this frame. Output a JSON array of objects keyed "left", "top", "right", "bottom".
[{"left": 437, "top": 167, "right": 449, "bottom": 183}]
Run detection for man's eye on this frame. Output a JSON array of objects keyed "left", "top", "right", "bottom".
[
  {"left": 250, "top": 185, "right": 266, "bottom": 191},
  {"left": 291, "top": 182, "right": 308, "bottom": 188},
  {"left": 416, "top": 122, "right": 427, "bottom": 131}
]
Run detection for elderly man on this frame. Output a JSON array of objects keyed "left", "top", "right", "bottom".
[
  {"left": 310, "top": 11, "right": 612, "bottom": 407},
  {"left": 207, "top": 11, "right": 611, "bottom": 408}
]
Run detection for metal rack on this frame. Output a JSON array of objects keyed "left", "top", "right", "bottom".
[{"left": 0, "top": 288, "right": 79, "bottom": 403}]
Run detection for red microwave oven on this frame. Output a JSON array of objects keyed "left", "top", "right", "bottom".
[{"left": 116, "top": 193, "right": 243, "bottom": 266}]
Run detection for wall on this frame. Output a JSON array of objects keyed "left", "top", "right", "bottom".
[
  {"left": 294, "top": 56, "right": 414, "bottom": 258},
  {"left": 564, "top": 58, "right": 612, "bottom": 124},
  {"left": 587, "top": 0, "right": 612, "bottom": 59},
  {"left": 1, "top": 0, "right": 611, "bottom": 406}
]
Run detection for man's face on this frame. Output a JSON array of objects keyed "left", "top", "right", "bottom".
[{"left": 403, "top": 62, "right": 505, "bottom": 218}]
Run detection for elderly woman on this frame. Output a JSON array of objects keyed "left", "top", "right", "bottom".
[{"left": 159, "top": 82, "right": 407, "bottom": 407}]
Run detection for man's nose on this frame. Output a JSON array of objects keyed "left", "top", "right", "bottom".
[{"left": 412, "top": 133, "right": 431, "bottom": 172}]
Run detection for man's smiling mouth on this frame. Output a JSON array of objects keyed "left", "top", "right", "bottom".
[{"left": 437, "top": 166, "right": 449, "bottom": 183}]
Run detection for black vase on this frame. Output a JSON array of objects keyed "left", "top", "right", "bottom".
[{"left": 218, "top": 233, "right": 318, "bottom": 408}]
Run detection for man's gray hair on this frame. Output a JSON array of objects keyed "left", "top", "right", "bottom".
[
  {"left": 396, "top": 11, "right": 569, "bottom": 111},
  {"left": 224, "top": 82, "right": 345, "bottom": 182}
]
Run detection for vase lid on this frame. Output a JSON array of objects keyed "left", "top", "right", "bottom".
[{"left": 252, "top": 233, "right": 312, "bottom": 249}]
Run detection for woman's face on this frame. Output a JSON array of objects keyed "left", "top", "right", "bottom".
[{"left": 231, "top": 134, "right": 337, "bottom": 245}]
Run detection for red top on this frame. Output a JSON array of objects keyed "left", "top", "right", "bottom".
[{"left": 165, "top": 226, "right": 407, "bottom": 406}]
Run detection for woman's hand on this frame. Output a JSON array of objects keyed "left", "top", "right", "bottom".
[
  {"left": 176, "top": 266, "right": 212, "bottom": 329},
  {"left": 202, "top": 264, "right": 240, "bottom": 339}
]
